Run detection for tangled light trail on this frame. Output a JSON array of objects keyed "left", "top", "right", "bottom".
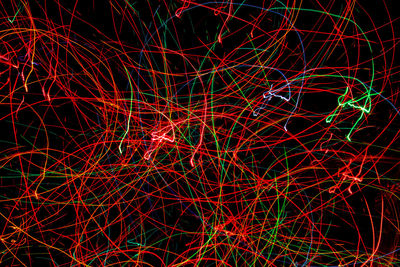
[{"left": 0, "top": 0, "right": 399, "bottom": 266}]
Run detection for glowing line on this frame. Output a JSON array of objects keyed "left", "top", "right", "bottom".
[{"left": 119, "top": 66, "right": 134, "bottom": 154}]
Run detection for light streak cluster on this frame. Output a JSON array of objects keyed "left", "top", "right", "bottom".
[{"left": 0, "top": 0, "right": 399, "bottom": 266}]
